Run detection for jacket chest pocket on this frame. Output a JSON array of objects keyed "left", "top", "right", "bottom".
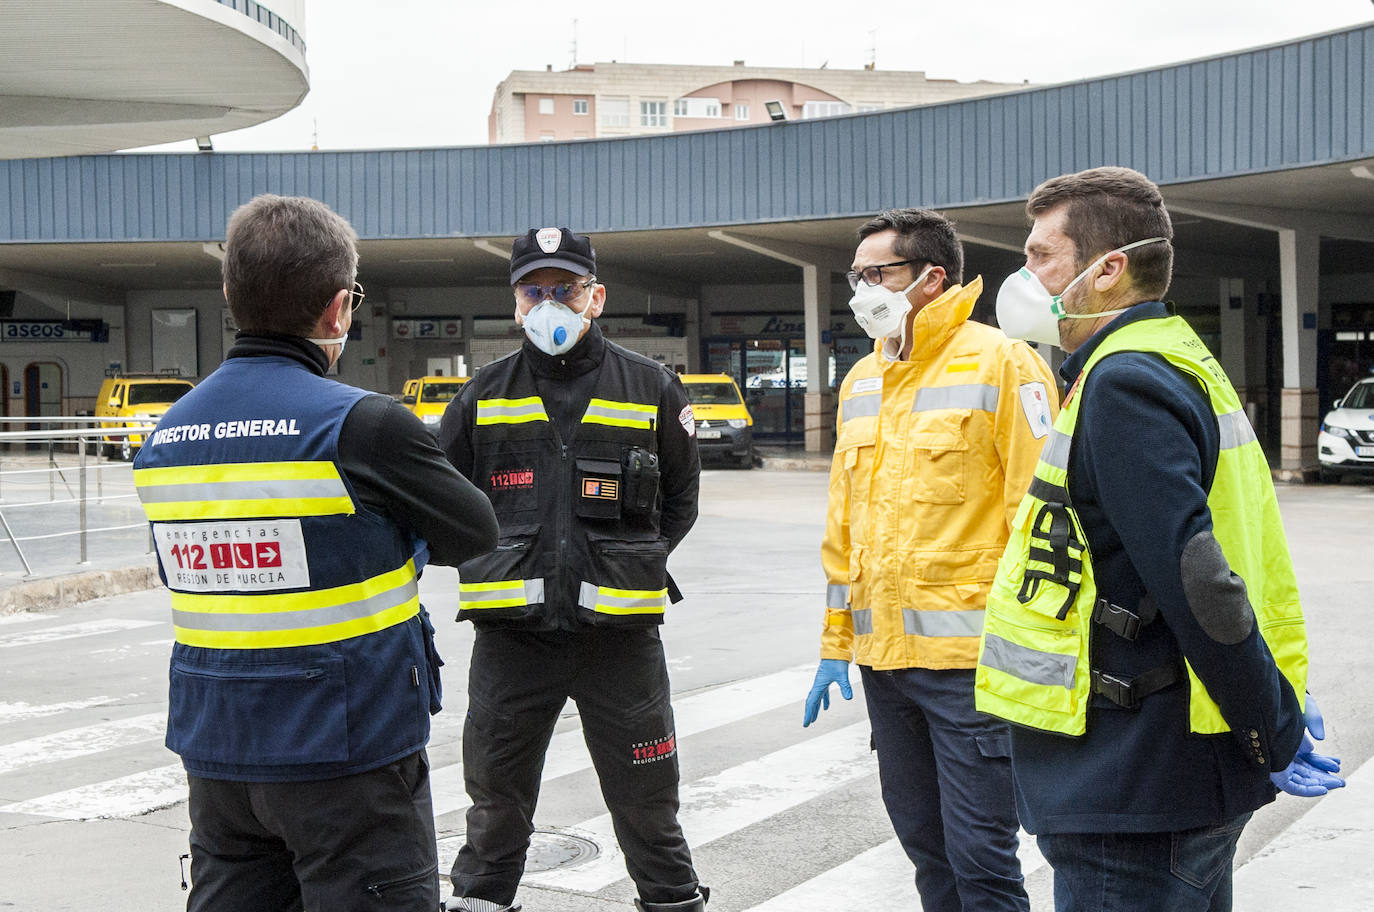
[
  {"left": 907, "top": 411, "right": 969, "bottom": 504},
  {"left": 477, "top": 447, "right": 541, "bottom": 517},
  {"left": 575, "top": 458, "right": 622, "bottom": 521}
]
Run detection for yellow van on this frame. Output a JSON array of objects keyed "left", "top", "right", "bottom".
[
  {"left": 401, "top": 376, "right": 468, "bottom": 429},
  {"left": 679, "top": 373, "right": 753, "bottom": 468},
  {"left": 95, "top": 374, "right": 195, "bottom": 460}
]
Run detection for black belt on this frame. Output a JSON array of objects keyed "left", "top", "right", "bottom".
[{"left": 1090, "top": 661, "right": 1182, "bottom": 710}]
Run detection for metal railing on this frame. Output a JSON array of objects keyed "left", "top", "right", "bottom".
[{"left": 0, "top": 417, "right": 155, "bottom": 576}]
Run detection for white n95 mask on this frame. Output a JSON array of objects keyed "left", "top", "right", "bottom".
[
  {"left": 520, "top": 299, "right": 588, "bottom": 356},
  {"left": 996, "top": 237, "right": 1170, "bottom": 347},
  {"left": 847, "top": 265, "right": 933, "bottom": 340},
  {"left": 307, "top": 332, "right": 347, "bottom": 357}
]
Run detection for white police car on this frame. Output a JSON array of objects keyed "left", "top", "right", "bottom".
[{"left": 1318, "top": 377, "right": 1374, "bottom": 482}]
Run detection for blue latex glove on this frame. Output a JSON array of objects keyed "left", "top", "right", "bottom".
[
  {"left": 803, "top": 659, "right": 852, "bottom": 727},
  {"left": 1304, "top": 693, "right": 1326, "bottom": 740},
  {"left": 1298, "top": 693, "right": 1342, "bottom": 775},
  {"left": 1270, "top": 734, "right": 1345, "bottom": 796}
]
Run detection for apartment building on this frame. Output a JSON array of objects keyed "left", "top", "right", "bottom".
[{"left": 488, "top": 60, "right": 1025, "bottom": 143}]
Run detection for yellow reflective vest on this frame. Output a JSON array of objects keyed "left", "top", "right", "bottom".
[
  {"left": 975, "top": 315, "right": 1309, "bottom": 735},
  {"left": 821, "top": 278, "right": 1059, "bottom": 670}
]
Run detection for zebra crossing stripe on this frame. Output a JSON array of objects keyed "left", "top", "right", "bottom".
[
  {"left": 0, "top": 712, "right": 165, "bottom": 773},
  {"left": 523, "top": 721, "right": 875, "bottom": 892},
  {"left": 0, "top": 619, "right": 161, "bottom": 650},
  {"left": 430, "top": 663, "right": 822, "bottom": 818},
  {"left": 744, "top": 833, "right": 1047, "bottom": 911},
  {"left": 0, "top": 762, "right": 184, "bottom": 821},
  {"left": 0, "top": 694, "right": 128, "bottom": 724}
]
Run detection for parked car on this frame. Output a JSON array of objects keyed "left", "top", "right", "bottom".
[
  {"left": 401, "top": 375, "right": 468, "bottom": 428},
  {"left": 1318, "top": 376, "right": 1374, "bottom": 482},
  {"left": 95, "top": 373, "right": 196, "bottom": 460},
  {"left": 680, "top": 373, "right": 753, "bottom": 468}
]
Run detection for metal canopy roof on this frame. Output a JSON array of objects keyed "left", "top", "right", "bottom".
[{"left": 1, "top": 23, "right": 1372, "bottom": 294}]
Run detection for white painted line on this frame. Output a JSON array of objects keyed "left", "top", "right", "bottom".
[
  {"left": 0, "top": 761, "right": 184, "bottom": 820},
  {"left": 430, "top": 663, "right": 821, "bottom": 818},
  {"left": 1234, "top": 755, "right": 1374, "bottom": 912},
  {"left": 523, "top": 721, "right": 876, "bottom": 892},
  {"left": 0, "top": 712, "right": 165, "bottom": 773},
  {"left": 0, "top": 618, "right": 161, "bottom": 649},
  {"left": 0, "top": 694, "right": 133, "bottom": 725},
  {"left": 744, "top": 833, "right": 1045, "bottom": 911}
]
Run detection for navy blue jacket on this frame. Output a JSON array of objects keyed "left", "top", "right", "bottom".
[
  {"left": 139, "top": 337, "right": 497, "bottom": 782},
  {"left": 1009, "top": 302, "right": 1305, "bottom": 834}
]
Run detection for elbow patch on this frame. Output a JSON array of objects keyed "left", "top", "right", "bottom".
[{"left": 1180, "top": 531, "right": 1255, "bottom": 645}]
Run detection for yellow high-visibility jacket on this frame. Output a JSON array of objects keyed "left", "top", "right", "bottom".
[{"left": 820, "top": 278, "right": 1059, "bottom": 670}]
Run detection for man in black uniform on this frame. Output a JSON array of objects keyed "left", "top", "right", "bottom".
[{"left": 437, "top": 227, "right": 706, "bottom": 912}]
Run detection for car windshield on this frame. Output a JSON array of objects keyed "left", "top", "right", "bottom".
[
  {"left": 420, "top": 382, "right": 465, "bottom": 403},
  {"left": 1341, "top": 381, "right": 1374, "bottom": 410},
  {"left": 127, "top": 383, "right": 192, "bottom": 406},
  {"left": 685, "top": 382, "right": 742, "bottom": 406}
]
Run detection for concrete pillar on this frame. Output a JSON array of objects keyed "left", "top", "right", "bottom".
[
  {"left": 1276, "top": 228, "right": 1321, "bottom": 480},
  {"left": 802, "top": 263, "right": 834, "bottom": 453}
]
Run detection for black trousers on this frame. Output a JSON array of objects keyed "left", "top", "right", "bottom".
[
  {"left": 186, "top": 750, "right": 439, "bottom": 912},
  {"left": 450, "top": 626, "right": 699, "bottom": 906}
]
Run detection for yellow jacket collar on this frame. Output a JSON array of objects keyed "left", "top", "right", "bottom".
[{"left": 876, "top": 276, "right": 983, "bottom": 364}]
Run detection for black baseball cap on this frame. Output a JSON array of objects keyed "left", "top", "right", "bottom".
[{"left": 510, "top": 227, "right": 596, "bottom": 284}]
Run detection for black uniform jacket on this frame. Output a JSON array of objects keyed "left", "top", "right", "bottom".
[{"left": 438, "top": 322, "right": 701, "bottom": 631}]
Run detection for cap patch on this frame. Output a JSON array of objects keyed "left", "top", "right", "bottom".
[{"left": 536, "top": 227, "right": 563, "bottom": 253}]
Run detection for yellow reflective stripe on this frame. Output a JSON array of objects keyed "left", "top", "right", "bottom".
[
  {"left": 170, "top": 561, "right": 419, "bottom": 648},
  {"left": 135, "top": 461, "right": 354, "bottom": 520},
  {"left": 475, "top": 397, "right": 549, "bottom": 425},
  {"left": 578, "top": 581, "right": 667, "bottom": 615},
  {"left": 582, "top": 398, "right": 657, "bottom": 429}
]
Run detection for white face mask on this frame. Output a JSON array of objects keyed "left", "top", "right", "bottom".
[
  {"left": 519, "top": 298, "right": 590, "bottom": 356},
  {"left": 996, "top": 237, "right": 1169, "bottom": 346},
  {"left": 306, "top": 332, "right": 347, "bottom": 358},
  {"left": 847, "top": 264, "right": 933, "bottom": 341}
]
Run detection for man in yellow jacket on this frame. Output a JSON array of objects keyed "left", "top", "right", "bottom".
[{"left": 803, "top": 208, "right": 1056, "bottom": 912}]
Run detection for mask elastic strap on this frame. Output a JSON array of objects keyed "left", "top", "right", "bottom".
[
  {"left": 306, "top": 334, "right": 347, "bottom": 346},
  {"left": 1053, "top": 236, "right": 1169, "bottom": 319}
]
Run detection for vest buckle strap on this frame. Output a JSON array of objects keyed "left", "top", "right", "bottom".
[
  {"left": 1093, "top": 598, "right": 1142, "bottom": 640},
  {"left": 1090, "top": 662, "right": 1183, "bottom": 710}
]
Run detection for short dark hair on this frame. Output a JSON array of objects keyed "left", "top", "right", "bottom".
[
  {"left": 222, "top": 194, "right": 359, "bottom": 336},
  {"left": 857, "top": 208, "right": 963, "bottom": 287},
  {"left": 1026, "top": 167, "right": 1174, "bottom": 300}
]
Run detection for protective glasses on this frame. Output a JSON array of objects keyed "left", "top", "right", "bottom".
[
  {"left": 348, "top": 281, "right": 366, "bottom": 313},
  {"left": 846, "top": 260, "right": 917, "bottom": 291},
  {"left": 513, "top": 279, "right": 596, "bottom": 307}
]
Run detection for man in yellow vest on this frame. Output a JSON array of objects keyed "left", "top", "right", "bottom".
[
  {"left": 804, "top": 208, "right": 1057, "bottom": 911},
  {"left": 976, "top": 166, "right": 1343, "bottom": 912}
]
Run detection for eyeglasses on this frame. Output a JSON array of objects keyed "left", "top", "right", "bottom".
[
  {"left": 846, "top": 260, "right": 916, "bottom": 291},
  {"left": 348, "top": 281, "right": 366, "bottom": 313},
  {"left": 513, "top": 279, "right": 596, "bottom": 307}
]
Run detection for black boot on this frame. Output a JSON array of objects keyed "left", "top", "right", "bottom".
[{"left": 633, "top": 885, "right": 709, "bottom": 912}]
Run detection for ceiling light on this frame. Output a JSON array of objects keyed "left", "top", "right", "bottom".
[{"left": 397, "top": 257, "right": 456, "bottom": 263}]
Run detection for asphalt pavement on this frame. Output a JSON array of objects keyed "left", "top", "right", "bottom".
[{"left": 1, "top": 468, "right": 1371, "bottom": 911}]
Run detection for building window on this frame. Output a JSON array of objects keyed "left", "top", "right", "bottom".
[
  {"left": 539, "top": 131, "right": 557, "bottom": 142},
  {"left": 600, "top": 97, "right": 630, "bottom": 128},
  {"left": 538, "top": 97, "right": 554, "bottom": 115},
  {"left": 735, "top": 103, "right": 750, "bottom": 121},
  {"left": 801, "top": 100, "right": 851, "bottom": 119},
  {"left": 573, "top": 98, "right": 589, "bottom": 115},
  {"left": 641, "top": 100, "right": 667, "bottom": 127},
  {"left": 855, "top": 103, "right": 882, "bottom": 113},
  {"left": 673, "top": 97, "right": 722, "bottom": 119}
]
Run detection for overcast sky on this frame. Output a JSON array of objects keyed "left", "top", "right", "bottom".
[{"left": 140, "top": 0, "right": 1374, "bottom": 153}]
